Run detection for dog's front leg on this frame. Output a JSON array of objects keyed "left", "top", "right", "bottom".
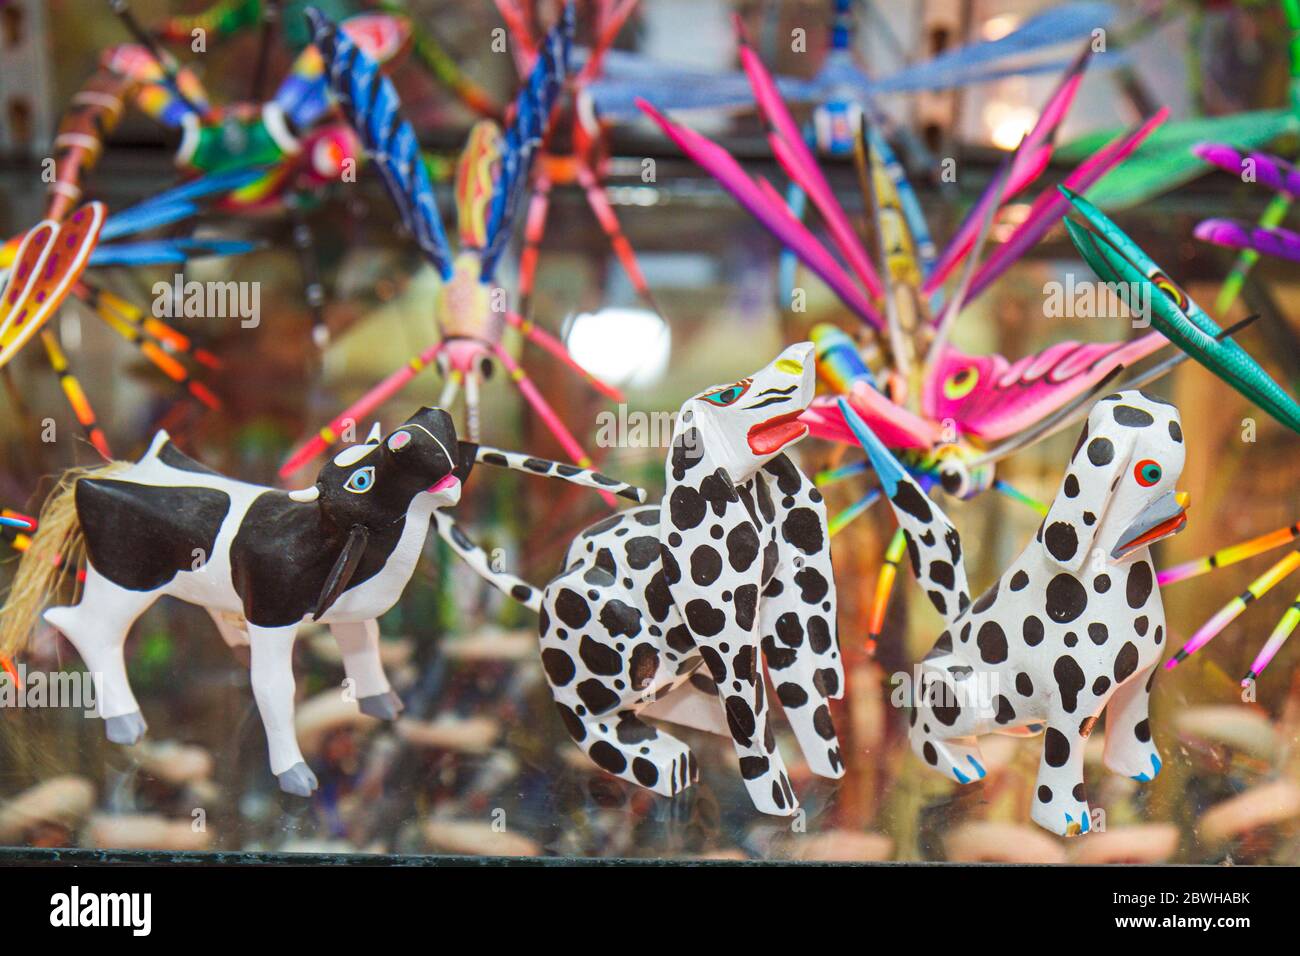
[
  {"left": 1031, "top": 708, "right": 1093, "bottom": 836},
  {"left": 1103, "top": 662, "right": 1162, "bottom": 782}
]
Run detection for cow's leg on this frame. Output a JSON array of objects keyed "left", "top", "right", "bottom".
[
  {"left": 1103, "top": 663, "right": 1162, "bottom": 782},
  {"left": 329, "top": 619, "right": 401, "bottom": 720},
  {"left": 247, "top": 622, "right": 316, "bottom": 796},
  {"left": 43, "top": 564, "right": 158, "bottom": 743},
  {"left": 1030, "top": 706, "right": 1093, "bottom": 837}
]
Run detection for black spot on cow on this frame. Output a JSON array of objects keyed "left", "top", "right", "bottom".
[
  {"left": 1045, "top": 522, "right": 1079, "bottom": 562},
  {"left": 1053, "top": 655, "right": 1086, "bottom": 713},
  {"left": 1127, "top": 561, "right": 1153, "bottom": 608},
  {"left": 555, "top": 588, "right": 591, "bottom": 628},
  {"left": 1045, "top": 574, "right": 1088, "bottom": 623},
  {"left": 541, "top": 648, "right": 575, "bottom": 686}
]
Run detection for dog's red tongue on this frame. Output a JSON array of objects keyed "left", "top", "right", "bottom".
[{"left": 748, "top": 412, "right": 808, "bottom": 455}]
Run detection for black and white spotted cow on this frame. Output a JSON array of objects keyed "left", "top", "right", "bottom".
[
  {"left": 841, "top": 389, "right": 1186, "bottom": 836},
  {"left": 37, "top": 407, "right": 637, "bottom": 796},
  {"left": 537, "top": 342, "right": 845, "bottom": 816}
]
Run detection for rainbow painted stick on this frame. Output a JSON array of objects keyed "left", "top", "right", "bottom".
[
  {"left": 1245, "top": 594, "right": 1300, "bottom": 684},
  {"left": 1157, "top": 521, "right": 1300, "bottom": 586},
  {"left": 1167, "top": 550, "right": 1300, "bottom": 669}
]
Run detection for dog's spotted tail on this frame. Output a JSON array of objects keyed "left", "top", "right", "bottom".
[{"left": 837, "top": 399, "right": 972, "bottom": 626}]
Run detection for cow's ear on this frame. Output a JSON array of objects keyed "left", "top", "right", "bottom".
[
  {"left": 454, "top": 441, "right": 478, "bottom": 485},
  {"left": 313, "top": 525, "right": 370, "bottom": 620}
]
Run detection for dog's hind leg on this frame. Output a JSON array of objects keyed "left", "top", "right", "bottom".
[
  {"left": 558, "top": 705, "right": 698, "bottom": 799},
  {"left": 1102, "top": 662, "right": 1162, "bottom": 782},
  {"left": 44, "top": 565, "right": 158, "bottom": 742},
  {"left": 908, "top": 663, "right": 989, "bottom": 785}
]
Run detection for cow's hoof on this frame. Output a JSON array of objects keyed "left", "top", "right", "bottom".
[
  {"left": 358, "top": 689, "right": 404, "bottom": 721},
  {"left": 105, "top": 711, "right": 147, "bottom": 745},
  {"left": 277, "top": 762, "right": 319, "bottom": 797}
]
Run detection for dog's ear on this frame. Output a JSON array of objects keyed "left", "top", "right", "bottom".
[
  {"left": 1041, "top": 417, "right": 1137, "bottom": 573},
  {"left": 658, "top": 404, "right": 761, "bottom": 632}
]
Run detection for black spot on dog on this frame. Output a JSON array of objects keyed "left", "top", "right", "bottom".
[
  {"left": 699, "top": 469, "right": 738, "bottom": 516},
  {"left": 668, "top": 486, "right": 706, "bottom": 530},
  {"left": 1088, "top": 622, "right": 1108, "bottom": 645},
  {"left": 579, "top": 636, "right": 623, "bottom": 676},
  {"left": 761, "top": 635, "right": 797, "bottom": 669},
  {"left": 689, "top": 545, "right": 722, "bottom": 586},
  {"left": 1127, "top": 561, "right": 1153, "bottom": 608},
  {"left": 1168, "top": 420, "right": 1182, "bottom": 443},
  {"left": 555, "top": 588, "right": 591, "bottom": 628},
  {"left": 814, "top": 667, "right": 839, "bottom": 697},
  {"left": 645, "top": 571, "right": 672, "bottom": 623},
  {"left": 775, "top": 612, "right": 804, "bottom": 647},
  {"left": 588, "top": 740, "right": 627, "bottom": 774},
  {"left": 725, "top": 522, "right": 761, "bottom": 572},
  {"left": 541, "top": 648, "right": 576, "bottom": 686},
  {"left": 631, "top": 757, "right": 659, "bottom": 787},
  {"left": 739, "top": 755, "right": 769, "bottom": 780},
  {"left": 928, "top": 590, "right": 948, "bottom": 616},
  {"left": 1045, "top": 522, "right": 1079, "bottom": 562},
  {"left": 1114, "top": 641, "right": 1140, "bottom": 683},
  {"left": 892, "top": 482, "right": 933, "bottom": 521},
  {"left": 684, "top": 600, "right": 726, "bottom": 637},
  {"left": 794, "top": 566, "right": 829, "bottom": 604},
  {"left": 1092, "top": 676, "right": 1110, "bottom": 695},
  {"left": 665, "top": 624, "right": 694, "bottom": 653},
  {"left": 994, "top": 695, "right": 1016, "bottom": 724},
  {"left": 777, "top": 682, "right": 808, "bottom": 708},
  {"left": 754, "top": 475, "right": 776, "bottom": 524},
  {"left": 1134, "top": 615, "right": 1148, "bottom": 636},
  {"left": 807, "top": 615, "right": 832, "bottom": 653},
  {"left": 813, "top": 704, "right": 835, "bottom": 739},
  {"left": 1054, "top": 655, "right": 1086, "bottom": 713},
  {"left": 629, "top": 643, "right": 660, "bottom": 689},
  {"left": 599, "top": 599, "right": 643, "bottom": 639},
  {"left": 1044, "top": 727, "right": 1071, "bottom": 767},
  {"left": 764, "top": 454, "right": 803, "bottom": 496},
  {"left": 1093, "top": 573, "right": 1111, "bottom": 593},
  {"left": 1063, "top": 474, "right": 1080, "bottom": 498},
  {"left": 1010, "top": 570, "right": 1029, "bottom": 591},
  {"left": 577, "top": 679, "right": 620, "bottom": 715},
  {"left": 733, "top": 584, "right": 758, "bottom": 631},
  {"left": 555, "top": 703, "right": 585, "bottom": 741},
  {"left": 922, "top": 741, "right": 938, "bottom": 765},
  {"left": 625, "top": 536, "right": 661, "bottom": 571},
  {"left": 782, "top": 507, "right": 824, "bottom": 555},
  {"left": 1023, "top": 615, "right": 1045, "bottom": 646},
  {"left": 1016, "top": 672, "right": 1033, "bottom": 696},
  {"left": 616, "top": 714, "right": 658, "bottom": 744},
  {"left": 977, "top": 621, "right": 1008, "bottom": 664},
  {"left": 1135, "top": 718, "right": 1151, "bottom": 743},
  {"left": 1038, "top": 785, "right": 1052, "bottom": 802},
  {"left": 670, "top": 427, "right": 704, "bottom": 480},
  {"left": 929, "top": 560, "right": 955, "bottom": 589},
  {"left": 1113, "top": 405, "right": 1154, "bottom": 427},
  {"left": 1045, "top": 574, "right": 1088, "bottom": 623},
  {"left": 1087, "top": 437, "right": 1115, "bottom": 466},
  {"left": 724, "top": 695, "right": 756, "bottom": 746}
]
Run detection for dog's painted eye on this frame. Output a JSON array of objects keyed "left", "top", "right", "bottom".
[
  {"left": 1134, "top": 459, "right": 1162, "bottom": 487},
  {"left": 702, "top": 381, "right": 749, "bottom": 406},
  {"left": 345, "top": 466, "right": 376, "bottom": 494},
  {"left": 942, "top": 367, "right": 979, "bottom": 400}
]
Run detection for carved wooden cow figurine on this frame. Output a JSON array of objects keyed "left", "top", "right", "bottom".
[
  {"left": 537, "top": 342, "right": 846, "bottom": 815},
  {"left": 841, "top": 389, "right": 1187, "bottom": 835},
  {"left": 4, "top": 407, "right": 638, "bottom": 796}
]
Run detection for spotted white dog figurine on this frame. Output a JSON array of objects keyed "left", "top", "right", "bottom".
[
  {"left": 0, "top": 407, "right": 643, "bottom": 797},
  {"left": 841, "top": 389, "right": 1188, "bottom": 836},
  {"left": 537, "top": 342, "right": 845, "bottom": 815}
]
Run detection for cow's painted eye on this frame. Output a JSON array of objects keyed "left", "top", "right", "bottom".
[
  {"left": 942, "top": 367, "right": 979, "bottom": 400},
  {"left": 345, "top": 466, "right": 376, "bottom": 494},
  {"left": 1134, "top": 459, "right": 1162, "bottom": 487},
  {"left": 702, "top": 381, "right": 749, "bottom": 406}
]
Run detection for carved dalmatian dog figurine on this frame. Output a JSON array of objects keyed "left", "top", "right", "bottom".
[
  {"left": 537, "top": 342, "right": 845, "bottom": 815},
  {"left": 841, "top": 390, "right": 1187, "bottom": 836},
  {"left": 5, "top": 407, "right": 639, "bottom": 796}
]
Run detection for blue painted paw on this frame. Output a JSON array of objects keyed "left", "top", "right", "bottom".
[{"left": 1131, "top": 752, "right": 1162, "bottom": 783}]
